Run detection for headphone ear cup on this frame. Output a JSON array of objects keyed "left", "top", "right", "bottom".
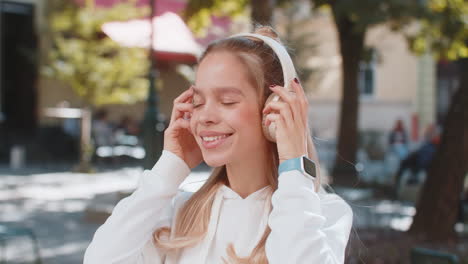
[{"left": 262, "top": 93, "right": 280, "bottom": 142}]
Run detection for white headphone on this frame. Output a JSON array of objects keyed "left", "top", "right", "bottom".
[{"left": 229, "top": 33, "right": 299, "bottom": 142}]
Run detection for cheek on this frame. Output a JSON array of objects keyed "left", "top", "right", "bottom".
[{"left": 230, "top": 106, "right": 262, "bottom": 131}]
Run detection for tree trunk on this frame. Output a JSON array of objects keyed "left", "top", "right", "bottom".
[
  {"left": 409, "top": 58, "right": 468, "bottom": 243},
  {"left": 74, "top": 108, "right": 94, "bottom": 173},
  {"left": 331, "top": 14, "right": 365, "bottom": 185},
  {"left": 250, "top": 0, "right": 275, "bottom": 26}
]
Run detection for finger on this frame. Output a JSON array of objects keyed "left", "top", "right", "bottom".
[
  {"left": 265, "top": 113, "right": 286, "bottom": 138},
  {"left": 292, "top": 78, "right": 306, "bottom": 103},
  {"left": 269, "top": 85, "right": 302, "bottom": 127},
  {"left": 262, "top": 101, "right": 294, "bottom": 128},
  {"left": 170, "top": 103, "right": 193, "bottom": 124},
  {"left": 291, "top": 78, "right": 309, "bottom": 122},
  {"left": 170, "top": 102, "right": 194, "bottom": 124},
  {"left": 169, "top": 117, "right": 191, "bottom": 136},
  {"left": 174, "top": 117, "right": 191, "bottom": 130},
  {"left": 287, "top": 80, "right": 307, "bottom": 126},
  {"left": 170, "top": 86, "right": 194, "bottom": 124},
  {"left": 265, "top": 113, "right": 283, "bottom": 127},
  {"left": 174, "top": 85, "right": 194, "bottom": 104},
  {"left": 269, "top": 85, "right": 295, "bottom": 104}
]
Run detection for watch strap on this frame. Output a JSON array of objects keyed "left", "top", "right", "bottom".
[
  {"left": 278, "top": 156, "right": 302, "bottom": 175},
  {"left": 278, "top": 155, "right": 316, "bottom": 179}
]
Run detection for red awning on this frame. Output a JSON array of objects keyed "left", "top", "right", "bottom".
[
  {"left": 76, "top": 0, "right": 186, "bottom": 16},
  {"left": 80, "top": 0, "right": 233, "bottom": 48},
  {"left": 102, "top": 12, "right": 202, "bottom": 64}
]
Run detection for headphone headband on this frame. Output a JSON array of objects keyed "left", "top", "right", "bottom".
[{"left": 229, "top": 33, "right": 297, "bottom": 91}]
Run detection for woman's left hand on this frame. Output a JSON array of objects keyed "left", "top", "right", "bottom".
[{"left": 262, "top": 78, "right": 309, "bottom": 164}]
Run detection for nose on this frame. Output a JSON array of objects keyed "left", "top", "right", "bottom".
[{"left": 196, "top": 101, "right": 220, "bottom": 126}]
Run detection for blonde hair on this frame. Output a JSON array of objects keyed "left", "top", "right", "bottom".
[{"left": 153, "top": 25, "right": 321, "bottom": 263}]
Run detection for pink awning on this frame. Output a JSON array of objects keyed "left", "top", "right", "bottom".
[
  {"left": 102, "top": 12, "right": 202, "bottom": 64},
  {"left": 75, "top": 0, "right": 186, "bottom": 16},
  {"left": 78, "top": 0, "right": 232, "bottom": 48}
]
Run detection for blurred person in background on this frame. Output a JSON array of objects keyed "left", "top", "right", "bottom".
[
  {"left": 58, "top": 101, "right": 81, "bottom": 139},
  {"left": 388, "top": 119, "right": 409, "bottom": 160},
  {"left": 117, "top": 115, "right": 141, "bottom": 136},
  {"left": 114, "top": 115, "right": 141, "bottom": 148},
  {"left": 394, "top": 124, "right": 440, "bottom": 187},
  {"left": 92, "top": 109, "right": 115, "bottom": 148}
]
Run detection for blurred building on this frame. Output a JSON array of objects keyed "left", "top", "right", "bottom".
[
  {"left": 276, "top": 9, "right": 438, "bottom": 144},
  {"left": 38, "top": 0, "right": 198, "bottom": 123},
  {"left": 0, "top": 0, "right": 235, "bottom": 164},
  {"left": 0, "top": 0, "right": 41, "bottom": 163},
  {"left": 0, "top": 0, "right": 455, "bottom": 165}
]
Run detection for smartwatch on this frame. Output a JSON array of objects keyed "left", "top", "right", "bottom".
[{"left": 278, "top": 155, "right": 317, "bottom": 180}]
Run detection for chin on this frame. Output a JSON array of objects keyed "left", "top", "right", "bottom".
[{"left": 202, "top": 153, "right": 229, "bottom": 168}]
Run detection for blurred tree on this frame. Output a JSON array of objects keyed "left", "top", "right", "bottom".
[
  {"left": 42, "top": 0, "right": 149, "bottom": 171},
  {"left": 185, "top": 0, "right": 303, "bottom": 34},
  {"left": 282, "top": 2, "right": 319, "bottom": 85},
  {"left": 187, "top": 0, "right": 319, "bottom": 84},
  {"left": 43, "top": 0, "right": 149, "bottom": 106},
  {"left": 184, "top": 0, "right": 318, "bottom": 88},
  {"left": 184, "top": 0, "right": 422, "bottom": 184},
  {"left": 405, "top": 0, "right": 468, "bottom": 243},
  {"left": 310, "top": 0, "right": 423, "bottom": 183},
  {"left": 250, "top": 0, "right": 276, "bottom": 25},
  {"left": 184, "top": 0, "right": 250, "bottom": 37}
]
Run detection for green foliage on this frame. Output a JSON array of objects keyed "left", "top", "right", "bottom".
[
  {"left": 312, "top": 0, "right": 424, "bottom": 33},
  {"left": 185, "top": 0, "right": 318, "bottom": 88},
  {"left": 183, "top": 0, "right": 249, "bottom": 37},
  {"left": 312, "top": 0, "right": 467, "bottom": 60},
  {"left": 282, "top": 2, "right": 319, "bottom": 87},
  {"left": 43, "top": 0, "right": 151, "bottom": 106},
  {"left": 406, "top": 0, "right": 467, "bottom": 60}
]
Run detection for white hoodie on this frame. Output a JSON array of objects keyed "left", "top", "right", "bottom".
[{"left": 84, "top": 150, "right": 353, "bottom": 263}]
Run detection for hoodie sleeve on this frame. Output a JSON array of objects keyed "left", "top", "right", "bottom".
[
  {"left": 83, "top": 150, "right": 191, "bottom": 264},
  {"left": 265, "top": 170, "right": 353, "bottom": 264}
]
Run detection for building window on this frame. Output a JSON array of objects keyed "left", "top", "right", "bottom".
[{"left": 359, "top": 48, "right": 376, "bottom": 97}]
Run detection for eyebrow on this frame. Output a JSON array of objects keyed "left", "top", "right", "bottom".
[{"left": 192, "top": 86, "right": 244, "bottom": 96}]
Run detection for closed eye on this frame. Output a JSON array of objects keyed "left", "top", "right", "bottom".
[{"left": 192, "top": 102, "right": 237, "bottom": 108}]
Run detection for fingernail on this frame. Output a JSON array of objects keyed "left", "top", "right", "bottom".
[
  {"left": 294, "top": 78, "right": 299, "bottom": 84},
  {"left": 269, "top": 84, "right": 275, "bottom": 89}
]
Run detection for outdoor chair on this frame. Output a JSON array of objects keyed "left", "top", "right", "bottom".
[
  {"left": 0, "top": 223, "right": 42, "bottom": 264},
  {"left": 411, "top": 247, "right": 459, "bottom": 264}
]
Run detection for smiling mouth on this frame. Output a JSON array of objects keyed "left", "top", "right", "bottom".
[
  {"left": 201, "top": 133, "right": 233, "bottom": 142},
  {"left": 200, "top": 133, "right": 233, "bottom": 149}
]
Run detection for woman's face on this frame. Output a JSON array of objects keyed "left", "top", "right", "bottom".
[{"left": 190, "top": 51, "right": 267, "bottom": 167}]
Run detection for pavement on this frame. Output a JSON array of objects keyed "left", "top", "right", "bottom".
[
  {"left": 0, "top": 164, "right": 218, "bottom": 264},
  {"left": 0, "top": 167, "right": 139, "bottom": 263},
  {"left": 0, "top": 155, "right": 465, "bottom": 263}
]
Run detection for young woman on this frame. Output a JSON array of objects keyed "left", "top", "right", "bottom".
[{"left": 84, "top": 26, "right": 353, "bottom": 264}]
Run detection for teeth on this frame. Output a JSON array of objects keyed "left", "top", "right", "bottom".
[{"left": 202, "top": 134, "right": 229, "bottom": 142}]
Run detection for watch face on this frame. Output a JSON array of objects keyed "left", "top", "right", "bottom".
[{"left": 302, "top": 156, "right": 316, "bottom": 178}]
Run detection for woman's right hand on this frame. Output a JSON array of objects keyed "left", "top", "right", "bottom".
[{"left": 164, "top": 86, "right": 203, "bottom": 169}]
